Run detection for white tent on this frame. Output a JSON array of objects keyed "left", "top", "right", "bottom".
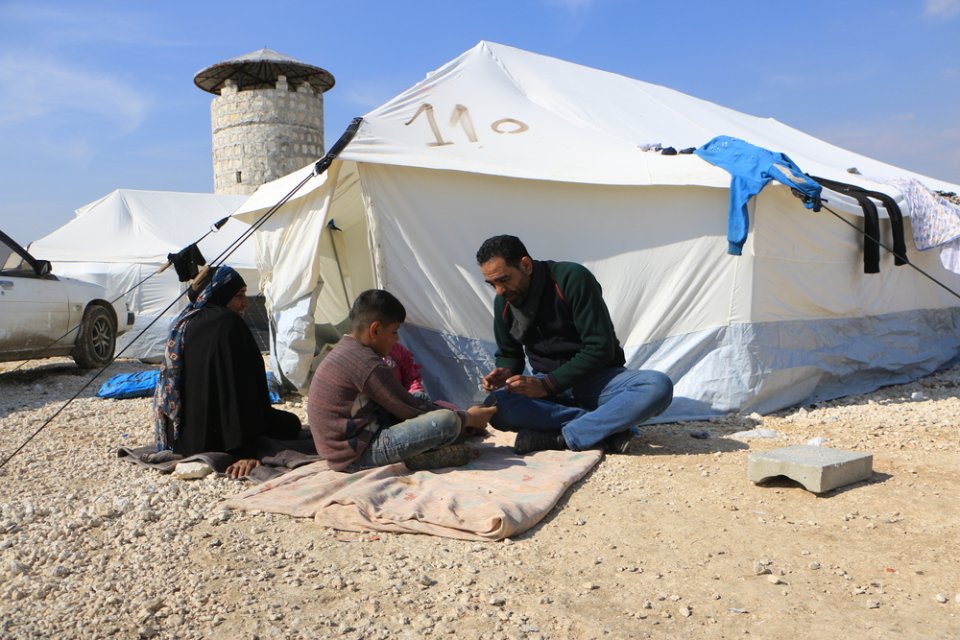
[
  {"left": 32, "top": 189, "right": 258, "bottom": 360},
  {"left": 234, "top": 41, "right": 960, "bottom": 421}
]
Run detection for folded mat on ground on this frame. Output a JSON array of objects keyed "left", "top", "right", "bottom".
[
  {"left": 224, "top": 429, "right": 602, "bottom": 541},
  {"left": 117, "top": 431, "right": 321, "bottom": 483}
]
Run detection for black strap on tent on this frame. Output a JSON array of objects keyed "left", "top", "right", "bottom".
[
  {"left": 0, "top": 118, "right": 364, "bottom": 472},
  {"left": 809, "top": 176, "right": 909, "bottom": 273},
  {"left": 860, "top": 189, "right": 907, "bottom": 265}
]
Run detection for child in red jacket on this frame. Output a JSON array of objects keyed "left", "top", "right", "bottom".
[{"left": 383, "top": 342, "right": 427, "bottom": 396}]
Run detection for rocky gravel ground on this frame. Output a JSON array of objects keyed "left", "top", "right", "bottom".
[{"left": 0, "top": 357, "right": 958, "bottom": 639}]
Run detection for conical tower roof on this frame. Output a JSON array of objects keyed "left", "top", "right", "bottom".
[{"left": 194, "top": 48, "right": 334, "bottom": 94}]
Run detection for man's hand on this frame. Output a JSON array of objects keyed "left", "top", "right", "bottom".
[
  {"left": 481, "top": 367, "right": 513, "bottom": 391},
  {"left": 465, "top": 404, "right": 497, "bottom": 430},
  {"left": 225, "top": 458, "right": 261, "bottom": 479},
  {"left": 505, "top": 374, "right": 548, "bottom": 398}
]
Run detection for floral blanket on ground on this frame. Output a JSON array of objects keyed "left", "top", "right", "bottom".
[{"left": 223, "top": 429, "right": 602, "bottom": 541}]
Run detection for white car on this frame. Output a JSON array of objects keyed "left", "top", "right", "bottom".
[{"left": 0, "top": 230, "right": 134, "bottom": 368}]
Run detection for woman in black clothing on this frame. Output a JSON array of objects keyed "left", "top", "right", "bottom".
[{"left": 154, "top": 266, "right": 301, "bottom": 478}]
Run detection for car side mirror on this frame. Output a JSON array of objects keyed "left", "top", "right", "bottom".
[{"left": 36, "top": 260, "right": 52, "bottom": 276}]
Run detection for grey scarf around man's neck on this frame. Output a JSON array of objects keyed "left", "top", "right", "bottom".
[{"left": 508, "top": 260, "right": 547, "bottom": 343}]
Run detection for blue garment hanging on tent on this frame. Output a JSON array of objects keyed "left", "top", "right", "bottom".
[{"left": 695, "top": 135, "right": 822, "bottom": 255}]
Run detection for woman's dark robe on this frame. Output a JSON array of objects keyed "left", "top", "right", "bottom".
[{"left": 172, "top": 304, "right": 298, "bottom": 455}]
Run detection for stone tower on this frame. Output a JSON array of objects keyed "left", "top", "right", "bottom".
[{"left": 194, "top": 48, "right": 335, "bottom": 195}]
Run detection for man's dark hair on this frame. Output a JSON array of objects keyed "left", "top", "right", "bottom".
[
  {"left": 476, "top": 235, "right": 530, "bottom": 267},
  {"left": 350, "top": 289, "right": 406, "bottom": 331}
]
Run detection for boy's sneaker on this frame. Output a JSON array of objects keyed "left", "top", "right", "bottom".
[
  {"left": 514, "top": 430, "right": 567, "bottom": 455},
  {"left": 404, "top": 444, "right": 475, "bottom": 471},
  {"left": 603, "top": 430, "right": 635, "bottom": 454}
]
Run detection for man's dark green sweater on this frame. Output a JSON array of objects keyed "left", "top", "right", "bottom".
[{"left": 493, "top": 260, "right": 625, "bottom": 394}]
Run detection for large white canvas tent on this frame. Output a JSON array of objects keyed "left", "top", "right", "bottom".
[
  {"left": 234, "top": 41, "right": 960, "bottom": 421},
  {"left": 32, "top": 189, "right": 258, "bottom": 360}
]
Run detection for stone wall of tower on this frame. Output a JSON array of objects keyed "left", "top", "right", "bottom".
[{"left": 210, "top": 78, "right": 325, "bottom": 195}]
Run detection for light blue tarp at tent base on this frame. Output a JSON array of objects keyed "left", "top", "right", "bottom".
[{"left": 402, "top": 307, "right": 960, "bottom": 423}]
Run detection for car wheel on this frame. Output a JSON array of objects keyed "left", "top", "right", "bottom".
[{"left": 72, "top": 304, "right": 116, "bottom": 369}]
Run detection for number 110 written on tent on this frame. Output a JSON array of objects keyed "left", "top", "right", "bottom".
[{"left": 405, "top": 103, "right": 529, "bottom": 147}]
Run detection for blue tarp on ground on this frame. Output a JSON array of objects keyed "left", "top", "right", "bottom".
[
  {"left": 97, "top": 370, "right": 282, "bottom": 403},
  {"left": 97, "top": 370, "right": 160, "bottom": 400}
]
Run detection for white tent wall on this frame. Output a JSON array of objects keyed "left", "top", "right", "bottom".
[
  {"left": 354, "top": 164, "right": 960, "bottom": 420},
  {"left": 751, "top": 189, "right": 960, "bottom": 320},
  {"left": 361, "top": 163, "right": 743, "bottom": 391},
  {"left": 626, "top": 187, "right": 960, "bottom": 419},
  {"left": 244, "top": 180, "right": 960, "bottom": 420},
  {"left": 243, "top": 162, "right": 960, "bottom": 420}
]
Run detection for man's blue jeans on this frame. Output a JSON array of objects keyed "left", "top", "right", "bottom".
[
  {"left": 351, "top": 409, "right": 461, "bottom": 470},
  {"left": 488, "top": 368, "right": 673, "bottom": 451}
]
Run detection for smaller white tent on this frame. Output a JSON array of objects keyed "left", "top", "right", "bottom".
[{"left": 31, "top": 189, "right": 258, "bottom": 360}]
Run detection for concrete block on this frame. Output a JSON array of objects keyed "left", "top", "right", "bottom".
[{"left": 748, "top": 445, "right": 873, "bottom": 493}]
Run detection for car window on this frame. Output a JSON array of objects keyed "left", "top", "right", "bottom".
[
  {"left": 0, "top": 240, "right": 20, "bottom": 269},
  {"left": 0, "top": 237, "right": 33, "bottom": 274}
]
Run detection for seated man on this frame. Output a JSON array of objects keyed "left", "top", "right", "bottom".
[
  {"left": 154, "top": 266, "right": 303, "bottom": 478},
  {"left": 476, "top": 235, "right": 673, "bottom": 454},
  {"left": 307, "top": 289, "right": 495, "bottom": 472}
]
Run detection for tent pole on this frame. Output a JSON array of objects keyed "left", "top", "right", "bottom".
[{"left": 326, "top": 219, "right": 353, "bottom": 310}]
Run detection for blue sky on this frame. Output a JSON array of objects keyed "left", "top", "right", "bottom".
[{"left": 1, "top": 0, "right": 958, "bottom": 245}]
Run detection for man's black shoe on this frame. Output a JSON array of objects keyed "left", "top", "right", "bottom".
[
  {"left": 603, "top": 429, "right": 635, "bottom": 454},
  {"left": 514, "top": 430, "right": 567, "bottom": 455}
]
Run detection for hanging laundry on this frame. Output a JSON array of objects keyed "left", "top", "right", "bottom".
[
  {"left": 938, "top": 238, "right": 960, "bottom": 275},
  {"left": 695, "top": 136, "right": 822, "bottom": 255},
  {"left": 872, "top": 178, "right": 960, "bottom": 251},
  {"left": 167, "top": 243, "right": 207, "bottom": 282}
]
